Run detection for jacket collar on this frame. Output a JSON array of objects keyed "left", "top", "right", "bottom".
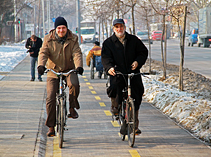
[{"left": 111, "top": 31, "right": 130, "bottom": 43}]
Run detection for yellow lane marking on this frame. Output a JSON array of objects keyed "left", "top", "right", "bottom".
[
  {"left": 104, "top": 110, "right": 112, "bottom": 116},
  {"left": 84, "top": 79, "right": 88, "bottom": 81},
  {"left": 95, "top": 96, "right": 101, "bottom": 100},
  {"left": 86, "top": 82, "right": 91, "bottom": 85},
  {"left": 99, "top": 102, "right": 106, "bottom": 107},
  {"left": 129, "top": 150, "right": 140, "bottom": 157},
  {"left": 53, "top": 136, "right": 61, "bottom": 157},
  {"left": 91, "top": 91, "right": 96, "bottom": 94},
  {"left": 111, "top": 121, "right": 120, "bottom": 127},
  {"left": 88, "top": 86, "right": 93, "bottom": 89},
  {"left": 82, "top": 76, "right": 86, "bottom": 78}
]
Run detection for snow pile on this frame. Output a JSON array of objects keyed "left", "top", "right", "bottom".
[
  {"left": 143, "top": 74, "right": 211, "bottom": 143},
  {"left": 0, "top": 43, "right": 28, "bottom": 80}
]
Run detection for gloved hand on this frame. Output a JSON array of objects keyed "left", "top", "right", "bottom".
[
  {"left": 37, "top": 66, "right": 46, "bottom": 75},
  {"left": 76, "top": 67, "right": 84, "bottom": 75}
]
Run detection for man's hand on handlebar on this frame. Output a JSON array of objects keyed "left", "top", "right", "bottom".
[
  {"left": 76, "top": 67, "right": 84, "bottom": 75},
  {"left": 108, "top": 67, "right": 116, "bottom": 76},
  {"left": 37, "top": 66, "right": 46, "bottom": 75}
]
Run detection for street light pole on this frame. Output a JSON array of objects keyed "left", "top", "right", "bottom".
[
  {"left": 76, "top": 0, "right": 81, "bottom": 44},
  {"left": 14, "top": 0, "right": 17, "bottom": 42},
  {"left": 42, "top": 0, "right": 45, "bottom": 37}
]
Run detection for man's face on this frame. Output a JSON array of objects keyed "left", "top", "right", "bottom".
[
  {"left": 56, "top": 25, "right": 67, "bottom": 37},
  {"left": 113, "top": 23, "right": 126, "bottom": 38}
]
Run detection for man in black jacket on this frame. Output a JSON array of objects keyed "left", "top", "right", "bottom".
[
  {"left": 25, "top": 35, "right": 43, "bottom": 81},
  {"left": 101, "top": 19, "right": 148, "bottom": 134}
]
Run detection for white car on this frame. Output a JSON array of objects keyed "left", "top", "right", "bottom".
[{"left": 136, "top": 31, "right": 153, "bottom": 44}]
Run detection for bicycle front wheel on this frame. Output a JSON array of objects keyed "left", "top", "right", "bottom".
[
  {"left": 59, "top": 97, "right": 65, "bottom": 148},
  {"left": 127, "top": 98, "right": 136, "bottom": 147}
]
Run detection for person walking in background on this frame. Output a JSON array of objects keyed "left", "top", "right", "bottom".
[
  {"left": 86, "top": 41, "right": 103, "bottom": 79},
  {"left": 101, "top": 19, "right": 148, "bottom": 134},
  {"left": 25, "top": 35, "right": 43, "bottom": 81},
  {"left": 37, "top": 16, "right": 83, "bottom": 137}
]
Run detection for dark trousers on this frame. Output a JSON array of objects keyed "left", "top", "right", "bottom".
[
  {"left": 108, "top": 74, "right": 144, "bottom": 111},
  {"left": 45, "top": 73, "right": 80, "bottom": 127}
]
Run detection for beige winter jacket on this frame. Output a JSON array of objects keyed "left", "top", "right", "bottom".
[{"left": 38, "top": 29, "right": 83, "bottom": 78}]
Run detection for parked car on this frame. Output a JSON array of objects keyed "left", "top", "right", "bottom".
[
  {"left": 136, "top": 31, "right": 153, "bottom": 44},
  {"left": 188, "top": 28, "right": 198, "bottom": 47},
  {"left": 151, "top": 30, "right": 163, "bottom": 41}
]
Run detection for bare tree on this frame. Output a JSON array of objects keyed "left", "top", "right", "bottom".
[{"left": 136, "top": 1, "right": 153, "bottom": 73}]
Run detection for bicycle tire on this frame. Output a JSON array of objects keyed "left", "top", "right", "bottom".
[
  {"left": 119, "top": 101, "right": 126, "bottom": 141},
  {"left": 59, "top": 97, "right": 64, "bottom": 148},
  {"left": 127, "top": 98, "right": 136, "bottom": 147},
  {"left": 90, "top": 59, "right": 94, "bottom": 79}
]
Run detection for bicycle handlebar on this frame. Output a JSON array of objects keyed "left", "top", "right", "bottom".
[
  {"left": 45, "top": 69, "right": 76, "bottom": 76},
  {"left": 115, "top": 71, "right": 150, "bottom": 78}
]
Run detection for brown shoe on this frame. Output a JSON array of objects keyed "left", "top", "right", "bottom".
[
  {"left": 110, "top": 106, "right": 118, "bottom": 115},
  {"left": 68, "top": 108, "right": 79, "bottom": 119},
  {"left": 135, "top": 128, "right": 142, "bottom": 135},
  {"left": 47, "top": 127, "right": 55, "bottom": 137}
]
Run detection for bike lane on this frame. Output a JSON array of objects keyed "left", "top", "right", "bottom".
[
  {"left": 0, "top": 54, "right": 210, "bottom": 156},
  {"left": 44, "top": 55, "right": 211, "bottom": 157}
]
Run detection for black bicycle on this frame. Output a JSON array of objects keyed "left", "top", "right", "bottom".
[
  {"left": 111, "top": 72, "right": 144, "bottom": 147},
  {"left": 46, "top": 69, "right": 76, "bottom": 148}
]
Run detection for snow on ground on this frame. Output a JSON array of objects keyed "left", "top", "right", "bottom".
[
  {"left": 0, "top": 42, "right": 210, "bottom": 143},
  {"left": 142, "top": 74, "right": 211, "bottom": 143},
  {"left": 0, "top": 41, "right": 28, "bottom": 80}
]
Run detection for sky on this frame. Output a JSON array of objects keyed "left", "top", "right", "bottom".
[{"left": 0, "top": 42, "right": 210, "bottom": 144}]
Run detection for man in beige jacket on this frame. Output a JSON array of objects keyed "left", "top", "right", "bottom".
[{"left": 37, "top": 16, "right": 83, "bottom": 137}]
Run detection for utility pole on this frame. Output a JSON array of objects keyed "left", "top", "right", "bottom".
[
  {"left": 42, "top": 0, "right": 45, "bottom": 37},
  {"left": 76, "top": 0, "right": 81, "bottom": 44},
  {"left": 48, "top": 0, "right": 50, "bottom": 31},
  {"left": 14, "top": 0, "right": 17, "bottom": 42}
]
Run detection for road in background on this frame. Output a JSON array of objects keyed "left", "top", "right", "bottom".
[{"left": 147, "top": 39, "right": 211, "bottom": 79}]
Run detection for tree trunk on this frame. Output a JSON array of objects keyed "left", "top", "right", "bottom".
[
  {"left": 131, "top": 5, "right": 135, "bottom": 35},
  {"left": 179, "top": 6, "right": 187, "bottom": 91},
  {"left": 161, "top": 14, "right": 166, "bottom": 80}
]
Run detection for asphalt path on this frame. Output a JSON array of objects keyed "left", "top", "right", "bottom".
[{"left": 0, "top": 50, "right": 211, "bottom": 157}]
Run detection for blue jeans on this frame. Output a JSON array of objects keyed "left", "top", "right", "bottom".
[{"left": 30, "top": 57, "right": 41, "bottom": 80}]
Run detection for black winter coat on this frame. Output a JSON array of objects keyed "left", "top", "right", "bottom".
[
  {"left": 101, "top": 32, "right": 148, "bottom": 110},
  {"left": 25, "top": 37, "right": 42, "bottom": 57}
]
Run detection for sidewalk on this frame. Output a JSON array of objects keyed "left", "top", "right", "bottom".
[
  {"left": 0, "top": 54, "right": 211, "bottom": 157},
  {"left": 0, "top": 55, "right": 46, "bottom": 157}
]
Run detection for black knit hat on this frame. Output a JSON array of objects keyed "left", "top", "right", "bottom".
[{"left": 54, "top": 16, "right": 68, "bottom": 29}]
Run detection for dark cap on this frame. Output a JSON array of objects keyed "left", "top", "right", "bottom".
[
  {"left": 54, "top": 16, "right": 68, "bottom": 29},
  {"left": 94, "top": 41, "right": 100, "bottom": 46},
  {"left": 113, "top": 19, "right": 125, "bottom": 26}
]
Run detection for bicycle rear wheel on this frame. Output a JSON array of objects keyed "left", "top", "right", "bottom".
[
  {"left": 127, "top": 98, "right": 136, "bottom": 147},
  {"left": 90, "top": 58, "right": 94, "bottom": 79},
  {"left": 119, "top": 101, "right": 126, "bottom": 141},
  {"left": 59, "top": 97, "right": 65, "bottom": 148}
]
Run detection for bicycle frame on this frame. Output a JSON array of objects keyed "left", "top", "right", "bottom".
[
  {"left": 113, "top": 72, "right": 141, "bottom": 147},
  {"left": 46, "top": 69, "right": 76, "bottom": 148}
]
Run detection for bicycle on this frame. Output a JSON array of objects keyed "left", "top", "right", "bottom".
[
  {"left": 45, "top": 69, "right": 76, "bottom": 148},
  {"left": 110, "top": 71, "right": 144, "bottom": 147}
]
